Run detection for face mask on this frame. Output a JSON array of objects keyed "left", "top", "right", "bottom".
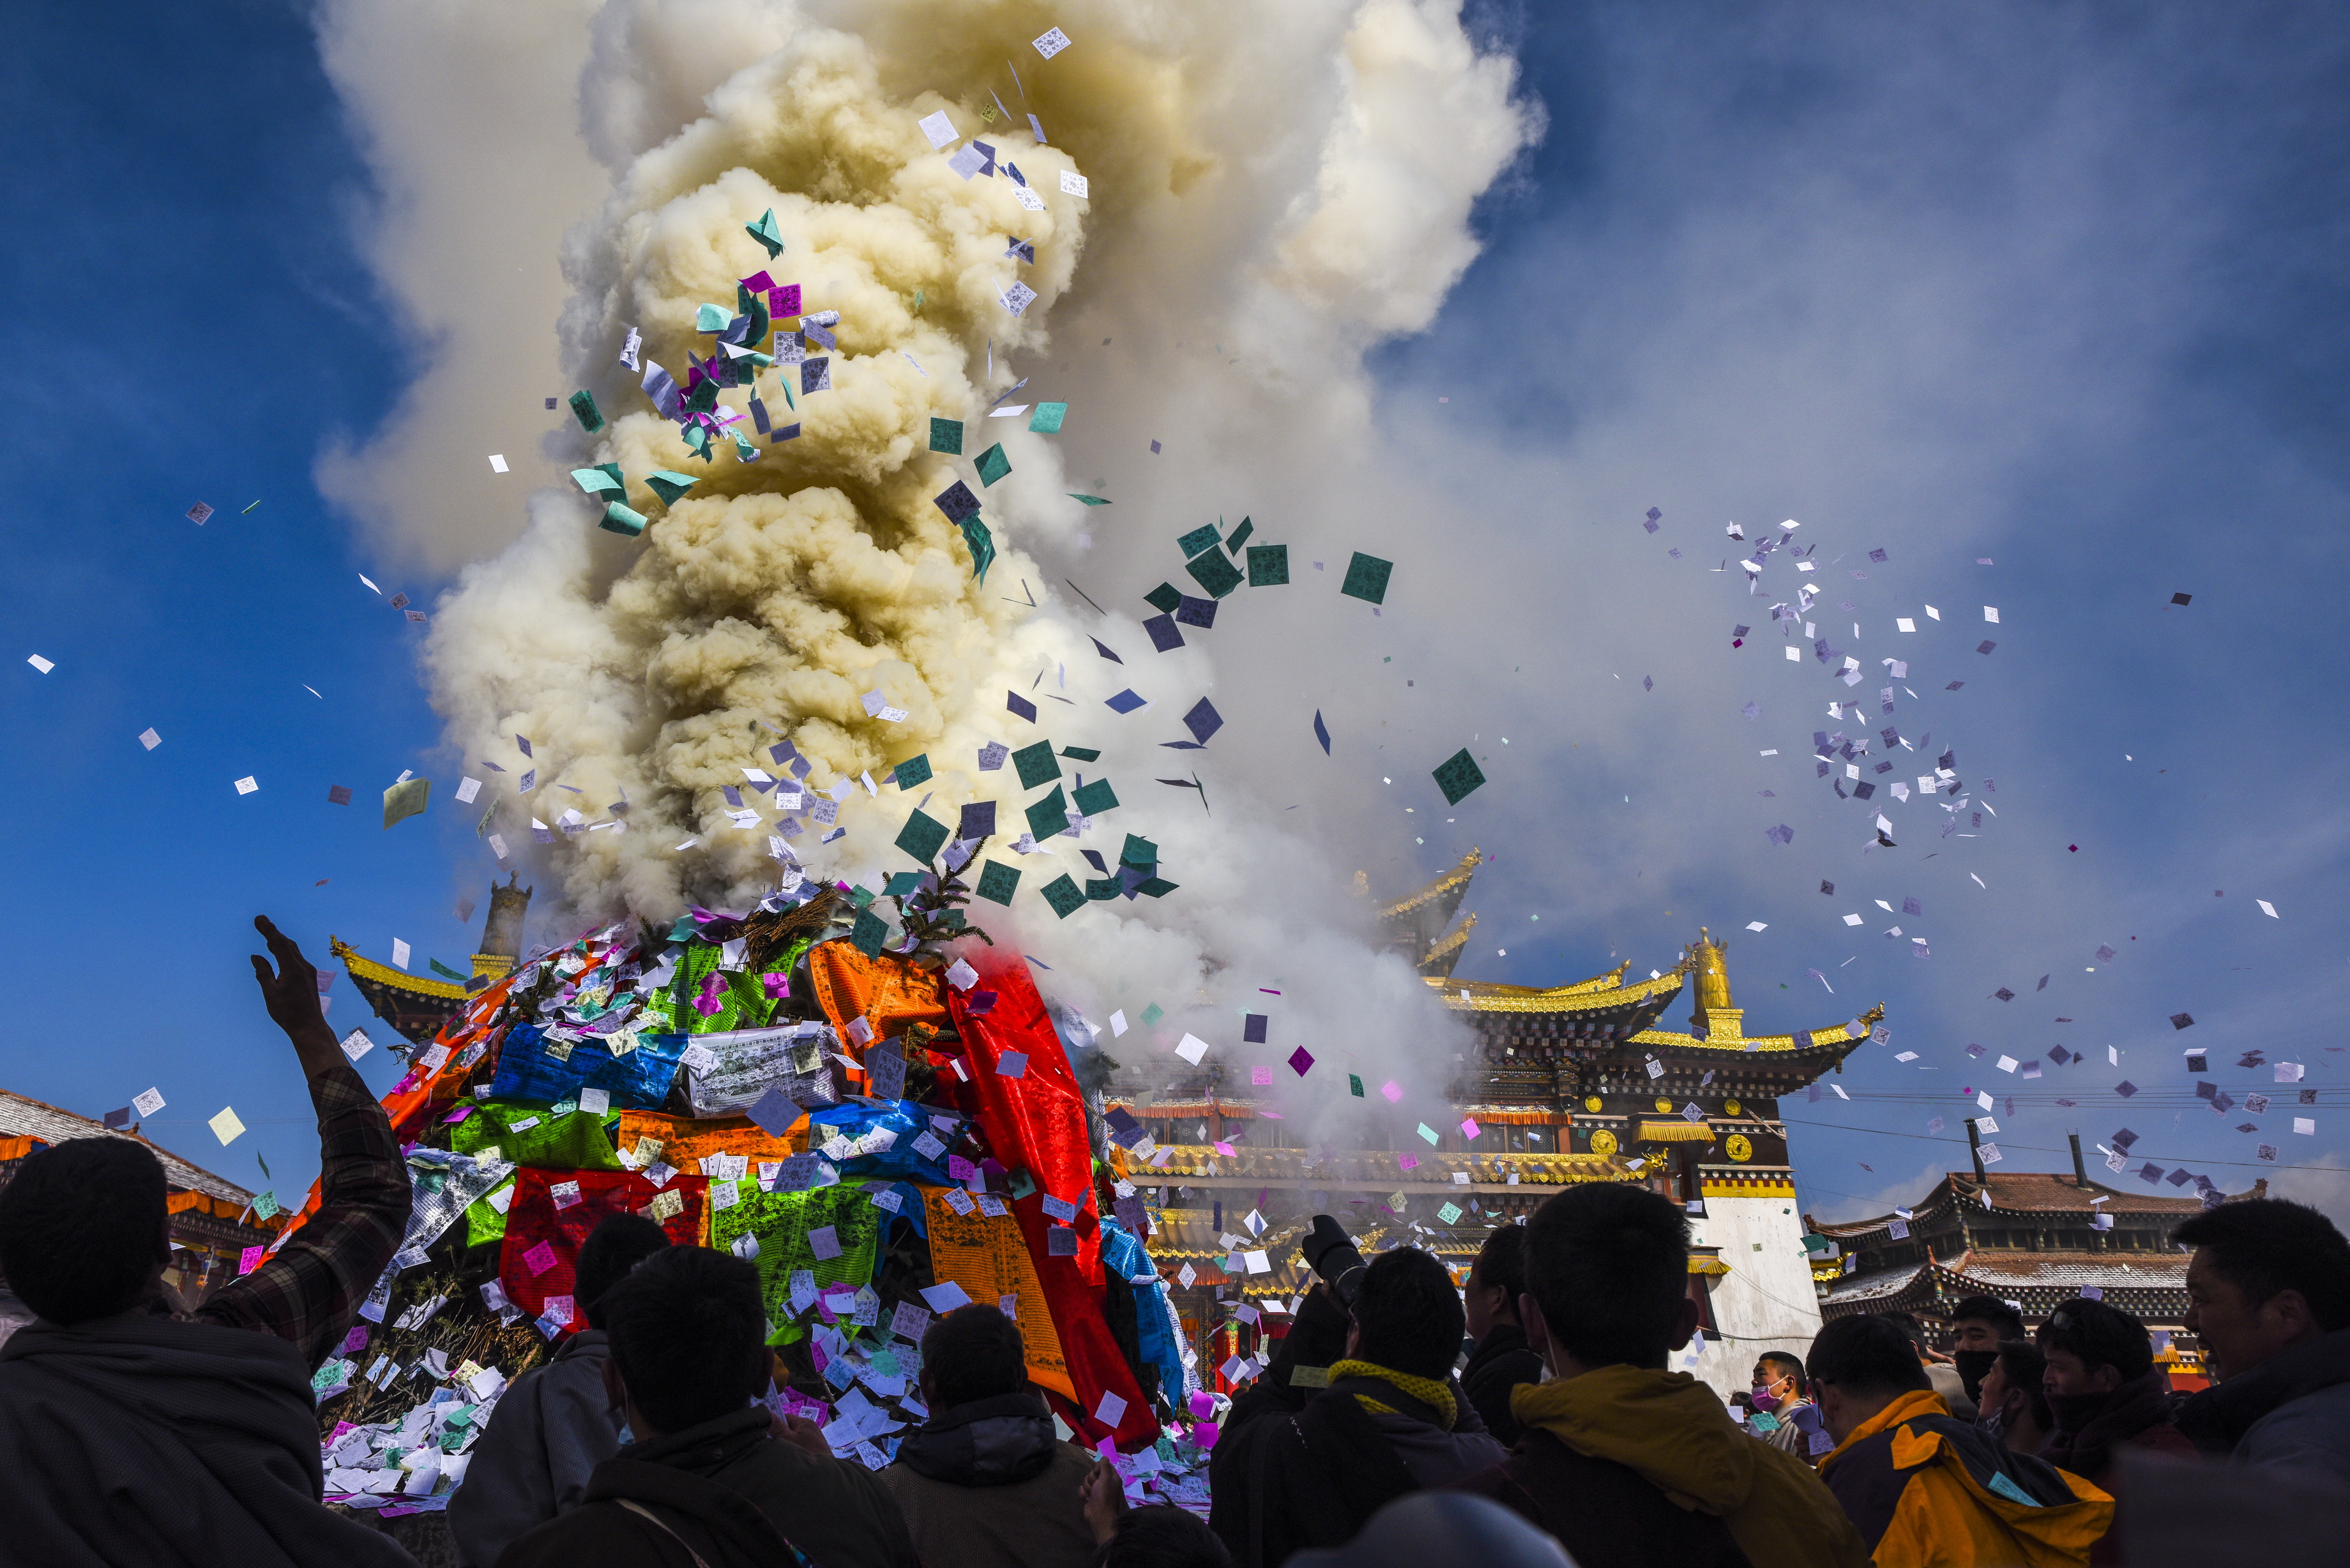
[
  {"left": 1976, "top": 1399, "right": 2007, "bottom": 1441},
  {"left": 1952, "top": 1349, "right": 2000, "bottom": 1404},
  {"left": 1751, "top": 1384, "right": 1780, "bottom": 1413}
]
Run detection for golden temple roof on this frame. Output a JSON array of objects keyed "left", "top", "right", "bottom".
[
  {"left": 330, "top": 937, "right": 467, "bottom": 1001},
  {"left": 1379, "top": 848, "right": 1483, "bottom": 919},
  {"left": 1632, "top": 1001, "right": 1885, "bottom": 1056},
  {"left": 1432, "top": 959, "right": 1689, "bottom": 1015}
]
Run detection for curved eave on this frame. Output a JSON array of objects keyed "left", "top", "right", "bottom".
[
  {"left": 1436, "top": 965, "right": 1691, "bottom": 1016},
  {"left": 1631, "top": 1001, "right": 1886, "bottom": 1057},
  {"left": 1377, "top": 848, "right": 1483, "bottom": 919},
  {"left": 332, "top": 937, "right": 466, "bottom": 1000}
]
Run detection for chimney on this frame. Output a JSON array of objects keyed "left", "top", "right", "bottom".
[
  {"left": 1965, "top": 1119, "right": 1988, "bottom": 1183},
  {"left": 2068, "top": 1132, "right": 2089, "bottom": 1188}
]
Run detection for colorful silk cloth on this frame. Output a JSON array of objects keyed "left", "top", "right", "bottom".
[
  {"left": 706, "top": 1181, "right": 888, "bottom": 1345},
  {"left": 497, "top": 1168, "right": 707, "bottom": 1338},
  {"left": 919, "top": 1186, "right": 1077, "bottom": 1403},
  {"left": 489, "top": 1023, "right": 687, "bottom": 1108},
  {"left": 947, "top": 950, "right": 1155, "bottom": 1448},
  {"left": 807, "top": 940, "right": 951, "bottom": 1052},
  {"left": 448, "top": 1101, "right": 623, "bottom": 1171}
]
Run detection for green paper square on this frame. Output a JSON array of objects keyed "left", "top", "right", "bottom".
[
  {"left": 1086, "top": 877, "right": 1121, "bottom": 901},
  {"left": 850, "top": 885, "right": 876, "bottom": 908},
  {"left": 929, "top": 416, "right": 963, "bottom": 455},
  {"left": 1012, "top": 741, "right": 1061, "bottom": 790},
  {"left": 892, "top": 753, "right": 932, "bottom": 788},
  {"left": 568, "top": 389, "right": 605, "bottom": 433},
  {"left": 895, "top": 808, "right": 950, "bottom": 864},
  {"left": 1340, "top": 552, "right": 1393, "bottom": 605},
  {"left": 1028, "top": 402, "right": 1067, "bottom": 433},
  {"left": 1040, "top": 875, "right": 1087, "bottom": 919},
  {"left": 1247, "top": 545, "right": 1290, "bottom": 586},
  {"left": 976, "top": 861, "right": 1020, "bottom": 905},
  {"left": 1349, "top": 1074, "right": 1366, "bottom": 1098},
  {"left": 645, "top": 470, "right": 697, "bottom": 505},
  {"left": 1185, "top": 548, "right": 1245, "bottom": 599},
  {"left": 1059, "top": 746, "right": 1100, "bottom": 762},
  {"left": 849, "top": 908, "right": 890, "bottom": 957},
  {"left": 1136, "top": 877, "right": 1178, "bottom": 898},
  {"left": 883, "top": 870, "right": 923, "bottom": 898},
  {"left": 1119, "top": 834, "right": 1158, "bottom": 868},
  {"left": 1141, "top": 1003, "right": 1165, "bottom": 1027},
  {"left": 1225, "top": 516, "right": 1254, "bottom": 553},
  {"left": 1432, "top": 748, "right": 1487, "bottom": 806},
  {"left": 1176, "top": 523, "right": 1222, "bottom": 558},
  {"left": 683, "top": 377, "right": 720, "bottom": 414},
  {"left": 1072, "top": 778, "right": 1119, "bottom": 816},
  {"left": 1144, "top": 583, "right": 1183, "bottom": 615},
  {"left": 1026, "top": 786, "right": 1070, "bottom": 840},
  {"left": 975, "top": 443, "right": 1011, "bottom": 486}
]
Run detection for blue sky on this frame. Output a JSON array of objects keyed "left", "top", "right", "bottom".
[{"left": 5, "top": 0, "right": 2346, "bottom": 1223}]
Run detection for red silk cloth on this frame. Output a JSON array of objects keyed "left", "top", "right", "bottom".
[{"left": 947, "top": 948, "right": 1156, "bottom": 1451}]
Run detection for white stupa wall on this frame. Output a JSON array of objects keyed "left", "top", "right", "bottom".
[{"left": 1680, "top": 1182, "right": 1826, "bottom": 1401}]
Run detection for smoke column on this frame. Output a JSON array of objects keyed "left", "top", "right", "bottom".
[{"left": 323, "top": 0, "right": 1540, "bottom": 1123}]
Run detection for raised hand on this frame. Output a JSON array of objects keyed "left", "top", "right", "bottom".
[{"left": 250, "top": 916, "right": 340, "bottom": 1076}]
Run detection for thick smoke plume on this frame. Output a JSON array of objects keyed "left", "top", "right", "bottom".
[{"left": 324, "top": 0, "right": 1540, "bottom": 1122}]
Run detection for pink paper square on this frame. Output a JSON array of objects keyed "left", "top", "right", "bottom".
[
  {"left": 1251, "top": 1066, "right": 1272, "bottom": 1085},
  {"left": 523, "top": 1240, "right": 558, "bottom": 1276},
  {"left": 1460, "top": 1117, "right": 1482, "bottom": 1139},
  {"left": 1399, "top": 1154, "right": 1420, "bottom": 1171},
  {"left": 1380, "top": 1080, "right": 1402, "bottom": 1103},
  {"left": 1214, "top": 1141, "right": 1236, "bottom": 1157},
  {"left": 239, "top": 1246, "right": 265, "bottom": 1276}
]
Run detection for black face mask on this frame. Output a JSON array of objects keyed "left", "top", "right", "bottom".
[{"left": 1952, "top": 1350, "right": 2000, "bottom": 1404}]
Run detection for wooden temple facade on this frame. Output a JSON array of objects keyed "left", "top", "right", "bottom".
[
  {"left": 1112, "top": 851, "right": 1879, "bottom": 1396},
  {"left": 1812, "top": 1163, "right": 2264, "bottom": 1387},
  {"left": 0, "top": 1089, "right": 285, "bottom": 1329}
]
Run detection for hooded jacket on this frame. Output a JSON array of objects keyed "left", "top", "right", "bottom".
[
  {"left": 1452, "top": 1364, "right": 1865, "bottom": 1568},
  {"left": 495, "top": 1405, "right": 914, "bottom": 1568},
  {"left": 0, "top": 1310, "right": 418, "bottom": 1568},
  {"left": 1211, "top": 1364, "right": 1506, "bottom": 1568},
  {"left": 2173, "top": 1326, "right": 2350, "bottom": 1492},
  {"left": 2040, "top": 1368, "right": 2192, "bottom": 1490},
  {"left": 1818, "top": 1388, "right": 2111, "bottom": 1568},
  {"left": 447, "top": 1329, "right": 623, "bottom": 1567},
  {"left": 1460, "top": 1323, "right": 1546, "bottom": 1447},
  {"left": 879, "top": 1392, "right": 1098, "bottom": 1568}
]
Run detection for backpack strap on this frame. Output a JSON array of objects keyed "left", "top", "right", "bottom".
[{"left": 616, "top": 1498, "right": 714, "bottom": 1568}]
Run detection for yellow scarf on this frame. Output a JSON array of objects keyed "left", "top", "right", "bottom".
[{"left": 1331, "top": 1359, "right": 1457, "bottom": 1429}]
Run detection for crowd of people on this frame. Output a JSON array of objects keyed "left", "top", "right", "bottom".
[{"left": 3, "top": 921, "right": 2349, "bottom": 1567}]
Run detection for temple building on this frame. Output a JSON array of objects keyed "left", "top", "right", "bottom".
[
  {"left": 335, "top": 875, "right": 534, "bottom": 1046},
  {"left": 0, "top": 1089, "right": 285, "bottom": 1333},
  {"left": 1113, "top": 852, "right": 1877, "bottom": 1397},
  {"left": 1812, "top": 1147, "right": 2261, "bottom": 1389}
]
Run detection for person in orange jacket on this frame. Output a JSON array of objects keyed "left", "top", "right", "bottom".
[{"left": 1809, "top": 1315, "right": 2112, "bottom": 1568}]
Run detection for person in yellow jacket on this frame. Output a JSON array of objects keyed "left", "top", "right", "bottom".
[
  {"left": 1808, "top": 1315, "right": 2113, "bottom": 1568},
  {"left": 1448, "top": 1184, "right": 1871, "bottom": 1568}
]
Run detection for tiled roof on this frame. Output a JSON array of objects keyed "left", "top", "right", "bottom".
[
  {"left": 1812, "top": 1170, "right": 2231, "bottom": 1237},
  {"left": 1823, "top": 1248, "right": 2190, "bottom": 1308},
  {"left": 1943, "top": 1249, "right": 2190, "bottom": 1290},
  {"left": 0, "top": 1090, "right": 255, "bottom": 1205}
]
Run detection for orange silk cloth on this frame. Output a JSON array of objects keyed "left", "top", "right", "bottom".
[
  {"left": 805, "top": 940, "right": 950, "bottom": 1088},
  {"left": 612, "top": 1110, "right": 805, "bottom": 1173},
  {"left": 918, "top": 1186, "right": 1077, "bottom": 1403}
]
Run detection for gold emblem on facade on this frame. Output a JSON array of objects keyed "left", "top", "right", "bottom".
[
  {"left": 1724, "top": 1098, "right": 1743, "bottom": 1117},
  {"left": 1584, "top": 1096, "right": 1603, "bottom": 1113},
  {"left": 1725, "top": 1133, "right": 1754, "bottom": 1163},
  {"left": 1590, "top": 1128, "right": 1619, "bottom": 1157}
]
